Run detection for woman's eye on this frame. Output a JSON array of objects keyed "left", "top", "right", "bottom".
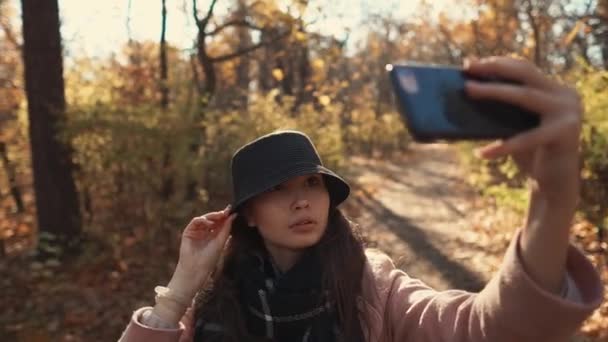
[
  {"left": 269, "top": 184, "right": 283, "bottom": 192},
  {"left": 307, "top": 176, "right": 321, "bottom": 186}
]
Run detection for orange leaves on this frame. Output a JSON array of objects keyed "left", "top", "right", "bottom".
[
  {"left": 573, "top": 221, "right": 608, "bottom": 256},
  {"left": 572, "top": 221, "right": 608, "bottom": 341},
  {"left": 63, "top": 309, "right": 95, "bottom": 327},
  {"left": 117, "top": 259, "right": 129, "bottom": 272},
  {"left": 13, "top": 331, "right": 53, "bottom": 342},
  {"left": 0, "top": 191, "right": 36, "bottom": 256},
  {"left": 122, "top": 236, "right": 138, "bottom": 248},
  {"left": 562, "top": 20, "right": 585, "bottom": 48}
]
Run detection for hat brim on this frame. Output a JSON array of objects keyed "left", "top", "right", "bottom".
[{"left": 231, "top": 163, "right": 350, "bottom": 213}]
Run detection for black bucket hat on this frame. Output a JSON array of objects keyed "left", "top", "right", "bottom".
[{"left": 230, "top": 130, "right": 350, "bottom": 213}]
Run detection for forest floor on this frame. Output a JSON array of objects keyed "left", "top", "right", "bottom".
[{"left": 1, "top": 143, "right": 606, "bottom": 341}]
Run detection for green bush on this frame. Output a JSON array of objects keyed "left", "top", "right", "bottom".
[
  {"left": 343, "top": 108, "right": 410, "bottom": 156},
  {"left": 60, "top": 103, "right": 203, "bottom": 251},
  {"left": 577, "top": 68, "right": 608, "bottom": 232}
]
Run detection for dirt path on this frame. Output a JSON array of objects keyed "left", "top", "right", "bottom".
[{"left": 343, "top": 143, "right": 503, "bottom": 292}]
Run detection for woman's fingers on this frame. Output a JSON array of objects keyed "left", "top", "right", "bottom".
[
  {"left": 183, "top": 210, "right": 236, "bottom": 240},
  {"left": 183, "top": 217, "right": 215, "bottom": 239},
  {"left": 183, "top": 227, "right": 208, "bottom": 239},
  {"left": 203, "top": 205, "right": 232, "bottom": 221},
  {"left": 465, "top": 56, "right": 583, "bottom": 161},
  {"left": 465, "top": 80, "right": 554, "bottom": 116},
  {"left": 205, "top": 211, "right": 227, "bottom": 221},
  {"left": 477, "top": 122, "right": 562, "bottom": 159},
  {"left": 215, "top": 213, "right": 237, "bottom": 241},
  {"left": 207, "top": 205, "right": 230, "bottom": 217},
  {"left": 193, "top": 216, "right": 215, "bottom": 228},
  {"left": 465, "top": 56, "right": 557, "bottom": 90}
]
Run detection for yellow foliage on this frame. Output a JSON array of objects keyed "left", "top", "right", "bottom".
[
  {"left": 295, "top": 31, "right": 307, "bottom": 42},
  {"left": 272, "top": 68, "right": 284, "bottom": 81},
  {"left": 318, "top": 95, "right": 331, "bottom": 106},
  {"left": 312, "top": 58, "right": 325, "bottom": 70}
]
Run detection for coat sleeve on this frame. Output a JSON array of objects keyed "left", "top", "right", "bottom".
[
  {"left": 117, "top": 306, "right": 195, "bottom": 342},
  {"left": 369, "top": 228, "right": 604, "bottom": 342}
]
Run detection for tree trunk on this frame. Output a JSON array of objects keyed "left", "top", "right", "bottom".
[
  {"left": 235, "top": 0, "right": 251, "bottom": 107},
  {"left": 21, "top": 0, "right": 82, "bottom": 257},
  {"left": 295, "top": 43, "right": 312, "bottom": 108},
  {"left": 159, "top": 0, "right": 174, "bottom": 200},
  {"left": 196, "top": 29, "right": 217, "bottom": 101},
  {"left": 258, "top": 30, "right": 274, "bottom": 92},
  {"left": 159, "top": 0, "right": 169, "bottom": 109},
  {"left": 523, "top": 0, "right": 550, "bottom": 70},
  {"left": 278, "top": 57, "right": 294, "bottom": 96}
]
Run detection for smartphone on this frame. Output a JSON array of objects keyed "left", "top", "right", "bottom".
[{"left": 387, "top": 63, "right": 540, "bottom": 142}]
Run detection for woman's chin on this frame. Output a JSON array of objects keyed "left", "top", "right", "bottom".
[{"left": 283, "top": 232, "right": 323, "bottom": 249}]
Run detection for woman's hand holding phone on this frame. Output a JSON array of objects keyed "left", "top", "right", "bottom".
[
  {"left": 465, "top": 56, "right": 582, "bottom": 295},
  {"left": 465, "top": 56, "right": 582, "bottom": 207}
]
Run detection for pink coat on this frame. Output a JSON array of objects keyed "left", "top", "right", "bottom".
[{"left": 118, "top": 229, "right": 603, "bottom": 342}]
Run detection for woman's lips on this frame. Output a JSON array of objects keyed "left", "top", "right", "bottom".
[{"left": 289, "top": 219, "right": 316, "bottom": 231}]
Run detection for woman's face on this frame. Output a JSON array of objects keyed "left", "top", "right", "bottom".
[{"left": 244, "top": 173, "right": 330, "bottom": 254}]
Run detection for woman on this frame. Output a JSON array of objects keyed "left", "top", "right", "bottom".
[{"left": 118, "top": 57, "right": 603, "bottom": 342}]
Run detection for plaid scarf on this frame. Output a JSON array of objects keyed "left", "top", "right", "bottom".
[
  {"left": 238, "top": 248, "right": 339, "bottom": 341},
  {"left": 194, "top": 248, "right": 343, "bottom": 342}
]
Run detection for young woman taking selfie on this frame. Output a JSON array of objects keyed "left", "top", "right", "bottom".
[{"left": 118, "top": 57, "right": 603, "bottom": 342}]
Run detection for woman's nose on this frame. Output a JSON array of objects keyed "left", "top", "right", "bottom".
[{"left": 293, "top": 198, "right": 310, "bottom": 210}]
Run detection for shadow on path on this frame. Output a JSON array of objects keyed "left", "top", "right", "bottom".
[{"left": 354, "top": 182, "right": 485, "bottom": 292}]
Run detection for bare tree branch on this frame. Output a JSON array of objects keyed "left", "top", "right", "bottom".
[
  {"left": 160, "top": 0, "right": 169, "bottom": 109},
  {"left": 523, "top": 0, "right": 543, "bottom": 67},
  {"left": 190, "top": 53, "right": 202, "bottom": 95},
  {"left": 126, "top": 0, "right": 133, "bottom": 42},
  {"left": 202, "top": 0, "right": 219, "bottom": 24},
  {"left": 555, "top": 14, "right": 606, "bottom": 22},
  {"left": 193, "top": 0, "right": 219, "bottom": 28},
  {"left": 210, "top": 30, "right": 290, "bottom": 63},
  {"left": 207, "top": 19, "right": 264, "bottom": 36},
  {"left": 584, "top": 0, "right": 595, "bottom": 15},
  {"left": 191, "top": 0, "right": 296, "bottom": 97},
  {"left": 192, "top": 0, "right": 199, "bottom": 23},
  {"left": 438, "top": 23, "right": 459, "bottom": 64}
]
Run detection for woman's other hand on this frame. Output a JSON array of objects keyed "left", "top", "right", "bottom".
[{"left": 170, "top": 205, "right": 237, "bottom": 298}]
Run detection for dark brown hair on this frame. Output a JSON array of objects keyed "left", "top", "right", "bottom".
[{"left": 193, "top": 201, "right": 369, "bottom": 341}]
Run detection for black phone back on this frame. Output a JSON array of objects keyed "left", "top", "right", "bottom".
[{"left": 387, "top": 63, "right": 540, "bottom": 142}]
